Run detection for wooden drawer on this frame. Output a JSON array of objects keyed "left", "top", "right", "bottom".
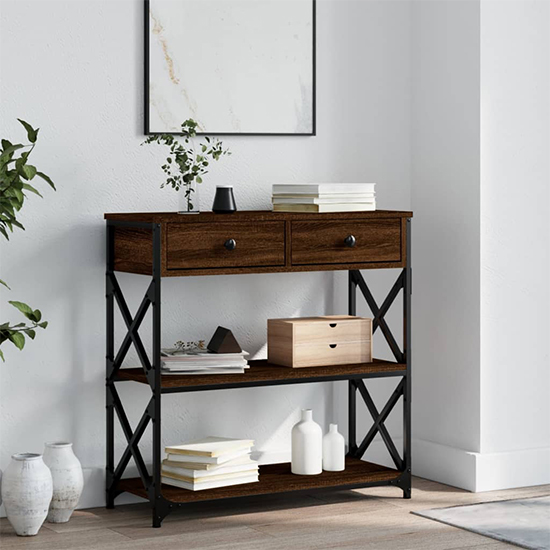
[
  {"left": 166, "top": 222, "right": 285, "bottom": 270},
  {"left": 291, "top": 219, "right": 401, "bottom": 265}
]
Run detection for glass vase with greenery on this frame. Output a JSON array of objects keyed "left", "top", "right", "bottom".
[
  {"left": 142, "top": 119, "right": 230, "bottom": 213},
  {"left": 0, "top": 119, "right": 56, "bottom": 361}
]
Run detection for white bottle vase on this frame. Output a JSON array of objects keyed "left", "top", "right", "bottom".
[
  {"left": 1, "top": 453, "right": 53, "bottom": 536},
  {"left": 43, "top": 442, "right": 84, "bottom": 523},
  {"left": 323, "top": 423, "right": 346, "bottom": 472},
  {"left": 291, "top": 409, "right": 322, "bottom": 475}
]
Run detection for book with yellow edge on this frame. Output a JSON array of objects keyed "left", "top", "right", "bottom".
[
  {"left": 165, "top": 436, "right": 254, "bottom": 458},
  {"left": 161, "top": 466, "right": 258, "bottom": 484},
  {"left": 162, "top": 454, "right": 255, "bottom": 472}
]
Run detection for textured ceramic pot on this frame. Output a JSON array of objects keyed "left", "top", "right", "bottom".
[
  {"left": 291, "top": 409, "right": 322, "bottom": 475},
  {"left": 1, "top": 453, "right": 53, "bottom": 536},
  {"left": 322, "top": 423, "right": 346, "bottom": 472},
  {"left": 43, "top": 442, "right": 84, "bottom": 523}
]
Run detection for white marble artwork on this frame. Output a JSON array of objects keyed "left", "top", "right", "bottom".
[{"left": 147, "top": 0, "right": 314, "bottom": 134}]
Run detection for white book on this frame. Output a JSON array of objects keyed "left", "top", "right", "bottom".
[
  {"left": 272, "top": 183, "right": 376, "bottom": 195},
  {"left": 161, "top": 368, "right": 246, "bottom": 375},
  {"left": 161, "top": 473, "right": 259, "bottom": 491},
  {"left": 272, "top": 193, "right": 376, "bottom": 200},
  {"left": 162, "top": 466, "right": 258, "bottom": 483},
  {"left": 273, "top": 203, "right": 376, "bottom": 213},
  {"left": 162, "top": 359, "right": 248, "bottom": 369},
  {"left": 162, "top": 456, "right": 258, "bottom": 478},
  {"left": 162, "top": 454, "right": 254, "bottom": 471},
  {"left": 166, "top": 437, "right": 254, "bottom": 457},
  {"left": 162, "top": 350, "right": 249, "bottom": 362},
  {"left": 272, "top": 196, "right": 375, "bottom": 205},
  {"left": 166, "top": 448, "right": 251, "bottom": 465}
]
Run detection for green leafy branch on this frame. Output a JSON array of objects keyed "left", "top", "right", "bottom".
[
  {"left": 0, "top": 301, "right": 48, "bottom": 361},
  {"left": 0, "top": 119, "right": 56, "bottom": 241},
  {"left": 142, "top": 119, "right": 230, "bottom": 211},
  {"left": 0, "top": 119, "right": 55, "bottom": 361}
]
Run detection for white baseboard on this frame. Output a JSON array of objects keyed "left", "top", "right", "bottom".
[{"left": 473, "top": 446, "right": 550, "bottom": 492}]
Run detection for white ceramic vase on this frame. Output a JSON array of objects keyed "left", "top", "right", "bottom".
[
  {"left": 1, "top": 453, "right": 53, "bottom": 536},
  {"left": 291, "top": 409, "right": 322, "bottom": 475},
  {"left": 43, "top": 442, "right": 84, "bottom": 523},
  {"left": 323, "top": 423, "right": 346, "bottom": 472}
]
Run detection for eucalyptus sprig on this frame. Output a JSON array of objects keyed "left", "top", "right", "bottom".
[
  {"left": 0, "top": 119, "right": 55, "bottom": 361},
  {"left": 142, "top": 119, "right": 230, "bottom": 211}
]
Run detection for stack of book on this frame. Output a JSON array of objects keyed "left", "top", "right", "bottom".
[
  {"left": 161, "top": 437, "right": 259, "bottom": 491},
  {"left": 272, "top": 183, "right": 376, "bottom": 213},
  {"left": 161, "top": 348, "right": 249, "bottom": 375}
]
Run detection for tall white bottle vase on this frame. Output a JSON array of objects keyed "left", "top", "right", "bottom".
[
  {"left": 323, "top": 423, "right": 346, "bottom": 472},
  {"left": 291, "top": 409, "right": 322, "bottom": 475},
  {"left": 1, "top": 453, "right": 53, "bottom": 536},
  {"left": 43, "top": 442, "right": 84, "bottom": 523}
]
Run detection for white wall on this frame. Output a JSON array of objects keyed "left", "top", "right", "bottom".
[
  {"left": 479, "top": 0, "right": 550, "bottom": 490},
  {"left": 410, "top": 0, "right": 482, "bottom": 491},
  {"left": 0, "top": 0, "right": 412, "bottom": 511}
]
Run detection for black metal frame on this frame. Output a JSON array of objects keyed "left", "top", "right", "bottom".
[
  {"left": 106, "top": 218, "right": 412, "bottom": 527},
  {"left": 144, "top": 0, "right": 317, "bottom": 136}
]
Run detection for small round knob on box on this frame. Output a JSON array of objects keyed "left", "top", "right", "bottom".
[
  {"left": 224, "top": 239, "right": 237, "bottom": 251},
  {"left": 344, "top": 235, "right": 356, "bottom": 248}
]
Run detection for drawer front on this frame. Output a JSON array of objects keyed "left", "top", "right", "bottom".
[
  {"left": 293, "top": 318, "right": 371, "bottom": 345},
  {"left": 167, "top": 222, "right": 285, "bottom": 270},
  {"left": 293, "top": 341, "right": 372, "bottom": 368},
  {"left": 291, "top": 219, "right": 401, "bottom": 265}
]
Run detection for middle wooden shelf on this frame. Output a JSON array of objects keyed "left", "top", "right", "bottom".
[{"left": 115, "top": 358, "right": 406, "bottom": 393}]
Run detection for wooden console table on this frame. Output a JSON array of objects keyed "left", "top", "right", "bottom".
[{"left": 104, "top": 210, "right": 413, "bottom": 527}]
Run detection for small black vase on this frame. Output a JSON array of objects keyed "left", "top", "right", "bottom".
[{"left": 212, "top": 186, "right": 237, "bottom": 213}]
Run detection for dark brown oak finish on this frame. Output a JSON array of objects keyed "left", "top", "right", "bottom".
[
  {"left": 291, "top": 219, "right": 401, "bottom": 265},
  {"left": 119, "top": 458, "right": 400, "bottom": 504},
  {"left": 167, "top": 221, "right": 285, "bottom": 270},
  {"left": 104, "top": 210, "right": 412, "bottom": 276},
  {"left": 116, "top": 358, "right": 405, "bottom": 392}
]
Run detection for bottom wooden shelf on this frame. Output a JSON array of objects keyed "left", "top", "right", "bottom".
[{"left": 118, "top": 458, "right": 401, "bottom": 504}]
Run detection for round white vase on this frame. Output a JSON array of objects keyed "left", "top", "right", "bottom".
[
  {"left": 43, "top": 442, "right": 84, "bottom": 523},
  {"left": 291, "top": 409, "right": 322, "bottom": 475},
  {"left": 322, "top": 423, "right": 346, "bottom": 472},
  {"left": 1, "top": 453, "right": 53, "bottom": 536}
]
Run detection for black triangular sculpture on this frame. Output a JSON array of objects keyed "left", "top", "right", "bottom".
[{"left": 207, "top": 326, "right": 242, "bottom": 354}]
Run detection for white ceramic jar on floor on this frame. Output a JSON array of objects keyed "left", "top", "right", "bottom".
[
  {"left": 43, "top": 442, "right": 84, "bottom": 523},
  {"left": 291, "top": 409, "right": 322, "bottom": 475},
  {"left": 1, "top": 453, "right": 53, "bottom": 536},
  {"left": 322, "top": 423, "right": 345, "bottom": 471}
]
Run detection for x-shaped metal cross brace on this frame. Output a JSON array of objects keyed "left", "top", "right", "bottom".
[
  {"left": 107, "top": 272, "right": 155, "bottom": 387},
  {"left": 352, "top": 378, "right": 404, "bottom": 470},
  {"left": 350, "top": 270, "right": 405, "bottom": 364}
]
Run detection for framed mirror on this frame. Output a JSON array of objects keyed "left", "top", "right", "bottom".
[{"left": 145, "top": 0, "right": 316, "bottom": 135}]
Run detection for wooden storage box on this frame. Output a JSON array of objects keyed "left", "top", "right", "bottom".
[{"left": 268, "top": 315, "right": 372, "bottom": 368}]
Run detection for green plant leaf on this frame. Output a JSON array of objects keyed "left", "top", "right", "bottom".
[
  {"left": 25, "top": 328, "right": 36, "bottom": 340},
  {"left": 32, "top": 309, "right": 42, "bottom": 322},
  {"left": 8, "top": 331, "right": 25, "bottom": 350},
  {"left": 22, "top": 183, "right": 43, "bottom": 197},
  {"left": 8, "top": 300, "right": 36, "bottom": 320},
  {"left": 20, "top": 164, "right": 37, "bottom": 180},
  {"left": 0, "top": 349, "right": 4, "bottom": 362},
  {"left": 36, "top": 171, "right": 56, "bottom": 190},
  {"left": 0, "top": 278, "right": 10, "bottom": 290},
  {"left": 38, "top": 321, "right": 48, "bottom": 329},
  {"left": 1, "top": 139, "right": 12, "bottom": 151},
  {"left": 17, "top": 119, "right": 39, "bottom": 143}
]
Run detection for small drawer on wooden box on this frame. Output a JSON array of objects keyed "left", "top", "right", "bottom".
[{"left": 267, "top": 315, "right": 372, "bottom": 368}]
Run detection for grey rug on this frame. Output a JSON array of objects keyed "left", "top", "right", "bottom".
[{"left": 413, "top": 496, "right": 550, "bottom": 550}]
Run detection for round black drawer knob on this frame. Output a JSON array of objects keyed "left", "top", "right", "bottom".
[
  {"left": 224, "top": 239, "right": 237, "bottom": 251},
  {"left": 344, "top": 235, "right": 356, "bottom": 248}
]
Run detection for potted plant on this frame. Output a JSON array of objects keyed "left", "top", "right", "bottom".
[
  {"left": 0, "top": 119, "right": 56, "bottom": 362},
  {"left": 142, "top": 119, "right": 230, "bottom": 213}
]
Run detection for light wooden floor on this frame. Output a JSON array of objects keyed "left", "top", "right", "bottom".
[{"left": 1, "top": 477, "right": 549, "bottom": 550}]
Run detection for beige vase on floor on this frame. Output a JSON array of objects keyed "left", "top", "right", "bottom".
[
  {"left": 43, "top": 442, "right": 84, "bottom": 523},
  {"left": 1, "top": 453, "right": 53, "bottom": 536}
]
